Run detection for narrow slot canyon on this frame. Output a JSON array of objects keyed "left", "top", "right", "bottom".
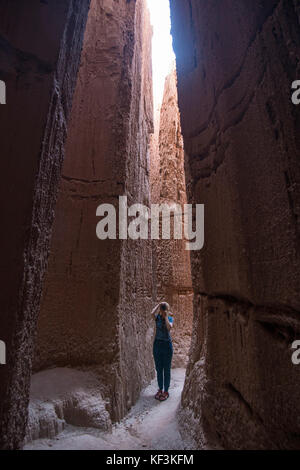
[{"left": 0, "top": 0, "right": 300, "bottom": 452}]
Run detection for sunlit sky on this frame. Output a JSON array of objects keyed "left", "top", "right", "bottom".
[{"left": 147, "top": 0, "right": 175, "bottom": 110}]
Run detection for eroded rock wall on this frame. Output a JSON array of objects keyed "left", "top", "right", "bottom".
[
  {"left": 150, "top": 71, "right": 193, "bottom": 368},
  {"left": 25, "top": 368, "right": 111, "bottom": 443},
  {"left": 170, "top": 0, "right": 300, "bottom": 449},
  {"left": 117, "top": 2, "right": 156, "bottom": 418},
  {"left": 34, "top": 0, "right": 154, "bottom": 423},
  {"left": 0, "top": 0, "right": 90, "bottom": 449}
]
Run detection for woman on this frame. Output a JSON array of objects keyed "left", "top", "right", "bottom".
[{"left": 151, "top": 302, "right": 174, "bottom": 401}]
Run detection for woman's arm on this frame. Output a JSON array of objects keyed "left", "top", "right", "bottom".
[
  {"left": 151, "top": 303, "right": 161, "bottom": 320},
  {"left": 162, "top": 311, "right": 173, "bottom": 331}
]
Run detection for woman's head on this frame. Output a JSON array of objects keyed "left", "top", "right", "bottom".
[{"left": 160, "top": 302, "right": 170, "bottom": 312}]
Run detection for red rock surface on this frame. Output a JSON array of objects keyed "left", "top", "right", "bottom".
[
  {"left": 0, "top": 0, "right": 90, "bottom": 449},
  {"left": 150, "top": 70, "right": 193, "bottom": 367},
  {"left": 34, "top": 0, "right": 154, "bottom": 423},
  {"left": 171, "top": 0, "right": 300, "bottom": 449}
]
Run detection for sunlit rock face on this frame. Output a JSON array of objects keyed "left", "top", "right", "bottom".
[
  {"left": 170, "top": 0, "right": 300, "bottom": 449},
  {"left": 0, "top": 0, "right": 90, "bottom": 450},
  {"left": 150, "top": 70, "right": 193, "bottom": 368},
  {"left": 33, "top": 0, "right": 155, "bottom": 424}
]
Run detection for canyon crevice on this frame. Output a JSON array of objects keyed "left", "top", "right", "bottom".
[
  {"left": 0, "top": 0, "right": 300, "bottom": 451},
  {"left": 150, "top": 70, "right": 193, "bottom": 368}
]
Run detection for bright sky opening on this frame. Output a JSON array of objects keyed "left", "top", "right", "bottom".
[{"left": 147, "top": 0, "right": 176, "bottom": 110}]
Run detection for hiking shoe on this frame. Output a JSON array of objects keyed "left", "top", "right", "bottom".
[{"left": 159, "top": 391, "right": 169, "bottom": 401}]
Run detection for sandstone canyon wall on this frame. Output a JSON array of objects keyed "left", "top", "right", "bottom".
[
  {"left": 33, "top": 0, "right": 154, "bottom": 423},
  {"left": 150, "top": 71, "right": 193, "bottom": 368},
  {"left": 170, "top": 0, "right": 300, "bottom": 449},
  {"left": 0, "top": 0, "right": 90, "bottom": 449}
]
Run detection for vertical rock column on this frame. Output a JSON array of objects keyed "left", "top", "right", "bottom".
[
  {"left": 0, "top": 0, "right": 90, "bottom": 449},
  {"left": 171, "top": 0, "right": 300, "bottom": 449},
  {"left": 150, "top": 70, "right": 193, "bottom": 367},
  {"left": 34, "top": 0, "right": 154, "bottom": 422},
  {"left": 117, "top": 2, "right": 156, "bottom": 417}
]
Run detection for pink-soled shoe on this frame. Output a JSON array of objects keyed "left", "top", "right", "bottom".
[{"left": 159, "top": 391, "right": 169, "bottom": 401}]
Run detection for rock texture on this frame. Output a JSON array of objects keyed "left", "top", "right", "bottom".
[
  {"left": 170, "top": 0, "right": 300, "bottom": 449},
  {"left": 150, "top": 71, "right": 193, "bottom": 367},
  {"left": 33, "top": 0, "right": 154, "bottom": 424},
  {"left": 25, "top": 368, "right": 111, "bottom": 443},
  {"left": 0, "top": 0, "right": 90, "bottom": 449}
]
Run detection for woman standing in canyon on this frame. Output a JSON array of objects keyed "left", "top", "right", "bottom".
[{"left": 151, "top": 302, "right": 174, "bottom": 402}]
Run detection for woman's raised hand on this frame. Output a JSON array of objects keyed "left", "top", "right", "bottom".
[{"left": 151, "top": 303, "right": 161, "bottom": 318}]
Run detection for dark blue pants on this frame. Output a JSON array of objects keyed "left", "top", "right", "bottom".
[{"left": 153, "top": 339, "right": 173, "bottom": 392}]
